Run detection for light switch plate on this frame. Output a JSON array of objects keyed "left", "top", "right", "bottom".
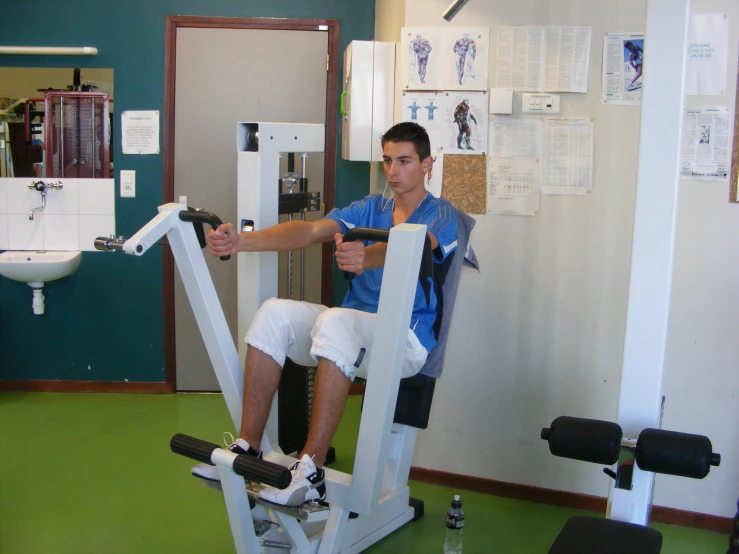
[
  {"left": 521, "top": 93, "right": 561, "bottom": 114},
  {"left": 120, "top": 170, "right": 135, "bottom": 198}
]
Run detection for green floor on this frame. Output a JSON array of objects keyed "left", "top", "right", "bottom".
[{"left": 0, "top": 391, "right": 729, "bottom": 553}]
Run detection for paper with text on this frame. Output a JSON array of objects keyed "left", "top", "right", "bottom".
[
  {"left": 681, "top": 107, "right": 730, "bottom": 180},
  {"left": 497, "top": 26, "right": 591, "bottom": 93},
  {"left": 602, "top": 34, "right": 643, "bottom": 105},
  {"left": 541, "top": 118, "right": 593, "bottom": 195}
]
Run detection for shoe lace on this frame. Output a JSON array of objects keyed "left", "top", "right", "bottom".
[
  {"left": 222, "top": 431, "right": 236, "bottom": 447},
  {"left": 289, "top": 455, "right": 316, "bottom": 484}
]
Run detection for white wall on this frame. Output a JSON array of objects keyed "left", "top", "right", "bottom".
[
  {"left": 383, "top": 0, "right": 739, "bottom": 518},
  {"left": 0, "top": 178, "right": 115, "bottom": 251}
]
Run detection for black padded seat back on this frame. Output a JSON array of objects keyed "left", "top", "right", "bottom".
[
  {"left": 549, "top": 516, "right": 663, "bottom": 554},
  {"left": 357, "top": 359, "right": 437, "bottom": 429},
  {"left": 393, "top": 374, "right": 436, "bottom": 429},
  {"left": 360, "top": 208, "right": 477, "bottom": 431}
]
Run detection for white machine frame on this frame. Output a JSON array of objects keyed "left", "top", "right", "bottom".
[
  {"left": 608, "top": 0, "right": 691, "bottom": 526},
  {"left": 119, "top": 180, "right": 430, "bottom": 551}
]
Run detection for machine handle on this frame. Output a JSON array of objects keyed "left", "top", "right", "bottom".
[
  {"left": 170, "top": 434, "right": 291, "bottom": 489},
  {"left": 341, "top": 228, "right": 389, "bottom": 281},
  {"left": 340, "top": 228, "right": 433, "bottom": 283},
  {"left": 340, "top": 91, "right": 350, "bottom": 115},
  {"left": 179, "top": 209, "right": 231, "bottom": 261}
]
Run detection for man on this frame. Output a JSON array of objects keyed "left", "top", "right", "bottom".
[{"left": 193, "top": 122, "right": 458, "bottom": 507}]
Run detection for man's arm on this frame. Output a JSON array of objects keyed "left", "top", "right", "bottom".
[
  {"left": 335, "top": 231, "right": 440, "bottom": 275},
  {"left": 206, "top": 218, "right": 341, "bottom": 258}
]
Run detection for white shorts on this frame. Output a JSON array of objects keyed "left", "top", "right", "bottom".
[{"left": 245, "top": 298, "right": 428, "bottom": 382}]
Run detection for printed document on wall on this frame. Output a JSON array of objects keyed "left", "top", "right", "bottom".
[
  {"left": 497, "top": 26, "right": 591, "bottom": 92},
  {"left": 442, "top": 92, "right": 488, "bottom": 155},
  {"left": 402, "top": 28, "right": 443, "bottom": 90},
  {"left": 488, "top": 158, "right": 540, "bottom": 216},
  {"left": 402, "top": 92, "right": 443, "bottom": 196},
  {"left": 441, "top": 27, "right": 490, "bottom": 90},
  {"left": 487, "top": 117, "right": 541, "bottom": 215},
  {"left": 541, "top": 119, "right": 593, "bottom": 195},
  {"left": 122, "top": 111, "right": 159, "bottom": 154},
  {"left": 681, "top": 107, "right": 730, "bottom": 180},
  {"left": 602, "top": 34, "right": 643, "bottom": 105},
  {"left": 687, "top": 14, "right": 728, "bottom": 96}
]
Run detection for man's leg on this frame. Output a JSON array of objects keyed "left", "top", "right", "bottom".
[
  {"left": 192, "top": 299, "right": 325, "bottom": 482},
  {"left": 300, "top": 357, "right": 352, "bottom": 468},
  {"left": 239, "top": 346, "right": 282, "bottom": 452}
]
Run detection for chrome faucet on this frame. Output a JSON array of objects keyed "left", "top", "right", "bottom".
[{"left": 28, "top": 181, "right": 63, "bottom": 220}]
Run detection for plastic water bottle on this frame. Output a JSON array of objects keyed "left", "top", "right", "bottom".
[{"left": 443, "top": 494, "right": 464, "bottom": 554}]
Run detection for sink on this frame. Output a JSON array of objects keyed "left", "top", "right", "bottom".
[{"left": 0, "top": 250, "right": 82, "bottom": 284}]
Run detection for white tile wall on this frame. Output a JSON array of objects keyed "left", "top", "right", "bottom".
[
  {"left": 44, "top": 179, "right": 79, "bottom": 215},
  {"left": 0, "top": 185, "right": 6, "bottom": 249},
  {"left": 6, "top": 178, "right": 40, "bottom": 214},
  {"left": 79, "top": 179, "right": 114, "bottom": 215},
  {"left": 8, "top": 213, "right": 44, "bottom": 250},
  {"left": 0, "top": 179, "right": 7, "bottom": 214},
  {"left": 0, "top": 178, "right": 115, "bottom": 252},
  {"left": 0, "top": 215, "right": 8, "bottom": 250},
  {"left": 80, "top": 215, "right": 115, "bottom": 251},
  {"left": 45, "top": 215, "right": 80, "bottom": 250}
]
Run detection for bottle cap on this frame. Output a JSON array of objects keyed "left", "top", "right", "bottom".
[{"left": 451, "top": 495, "right": 462, "bottom": 509}]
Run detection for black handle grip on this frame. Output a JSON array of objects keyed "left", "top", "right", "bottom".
[
  {"left": 341, "top": 228, "right": 390, "bottom": 281},
  {"left": 179, "top": 209, "right": 231, "bottom": 261},
  {"left": 339, "top": 228, "right": 433, "bottom": 283},
  {"left": 170, "top": 433, "right": 219, "bottom": 465},
  {"left": 170, "top": 433, "right": 291, "bottom": 489}
]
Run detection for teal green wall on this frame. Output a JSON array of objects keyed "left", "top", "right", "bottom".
[{"left": 0, "top": 0, "right": 373, "bottom": 382}]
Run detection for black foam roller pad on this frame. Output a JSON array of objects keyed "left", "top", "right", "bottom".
[
  {"left": 232, "top": 455, "right": 292, "bottom": 490},
  {"left": 544, "top": 416, "right": 622, "bottom": 465},
  {"left": 170, "top": 433, "right": 219, "bottom": 465},
  {"left": 636, "top": 429, "right": 715, "bottom": 479}
]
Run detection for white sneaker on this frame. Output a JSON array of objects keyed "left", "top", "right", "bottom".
[
  {"left": 258, "top": 454, "right": 326, "bottom": 507},
  {"left": 191, "top": 434, "right": 261, "bottom": 482}
]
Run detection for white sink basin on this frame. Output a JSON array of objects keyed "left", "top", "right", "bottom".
[{"left": 0, "top": 250, "right": 82, "bottom": 284}]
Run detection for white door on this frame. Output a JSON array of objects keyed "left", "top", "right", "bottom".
[{"left": 174, "top": 27, "right": 328, "bottom": 391}]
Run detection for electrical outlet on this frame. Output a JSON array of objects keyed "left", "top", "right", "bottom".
[
  {"left": 120, "top": 170, "right": 136, "bottom": 198},
  {"left": 521, "top": 93, "right": 561, "bottom": 114}
]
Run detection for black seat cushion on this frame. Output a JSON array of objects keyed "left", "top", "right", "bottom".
[{"left": 549, "top": 516, "right": 663, "bottom": 554}]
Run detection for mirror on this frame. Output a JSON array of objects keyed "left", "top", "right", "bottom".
[{"left": 0, "top": 67, "right": 114, "bottom": 178}]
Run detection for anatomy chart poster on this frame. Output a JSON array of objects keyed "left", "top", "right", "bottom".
[
  {"left": 401, "top": 92, "right": 443, "bottom": 130},
  {"left": 441, "top": 27, "right": 490, "bottom": 91},
  {"left": 441, "top": 92, "right": 488, "bottom": 155},
  {"left": 402, "top": 92, "right": 443, "bottom": 197},
  {"left": 403, "top": 27, "right": 490, "bottom": 91},
  {"left": 402, "top": 27, "right": 443, "bottom": 90}
]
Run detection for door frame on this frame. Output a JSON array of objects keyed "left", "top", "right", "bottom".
[{"left": 162, "top": 15, "right": 340, "bottom": 391}]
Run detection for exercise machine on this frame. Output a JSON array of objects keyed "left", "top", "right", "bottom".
[
  {"left": 94, "top": 198, "right": 464, "bottom": 553},
  {"left": 540, "top": 416, "right": 720, "bottom": 553}
]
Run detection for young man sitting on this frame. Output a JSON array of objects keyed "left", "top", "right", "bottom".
[{"left": 193, "top": 122, "right": 458, "bottom": 507}]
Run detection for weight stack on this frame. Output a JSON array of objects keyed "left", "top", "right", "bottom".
[
  {"left": 278, "top": 359, "right": 314, "bottom": 457},
  {"left": 277, "top": 359, "right": 336, "bottom": 465}
]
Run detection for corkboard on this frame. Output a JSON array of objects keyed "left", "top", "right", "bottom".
[
  {"left": 731, "top": 57, "right": 739, "bottom": 203},
  {"left": 441, "top": 154, "right": 487, "bottom": 214}
]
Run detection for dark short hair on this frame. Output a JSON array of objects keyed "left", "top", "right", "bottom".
[{"left": 381, "top": 122, "right": 431, "bottom": 161}]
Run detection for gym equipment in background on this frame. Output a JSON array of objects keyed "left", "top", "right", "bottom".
[{"left": 541, "top": 416, "right": 721, "bottom": 554}]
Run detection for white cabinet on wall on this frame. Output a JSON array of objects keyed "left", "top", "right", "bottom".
[{"left": 341, "top": 40, "right": 395, "bottom": 162}]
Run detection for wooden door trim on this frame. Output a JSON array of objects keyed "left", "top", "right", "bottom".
[{"left": 162, "top": 15, "right": 340, "bottom": 390}]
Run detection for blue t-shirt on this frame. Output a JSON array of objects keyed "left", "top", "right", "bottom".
[{"left": 326, "top": 193, "right": 458, "bottom": 353}]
